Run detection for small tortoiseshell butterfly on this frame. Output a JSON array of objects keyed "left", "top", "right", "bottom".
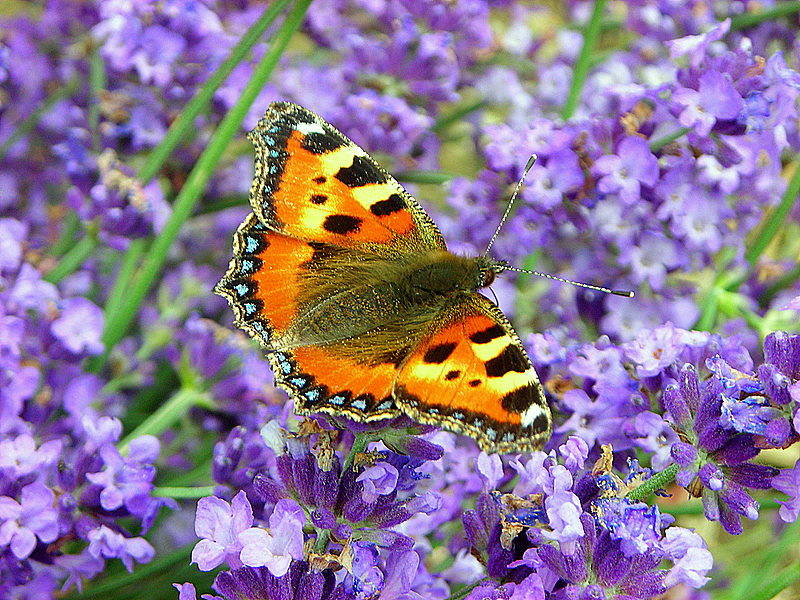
[{"left": 216, "top": 102, "right": 551, "bottom": 454}]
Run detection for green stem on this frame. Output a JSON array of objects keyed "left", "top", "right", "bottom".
[
  {"left": 761, "top": 263, "right": 800, "bottom": 305},
  {"left": 0, "top": 77, "right": 80, "bottom": 159},
  {"left": 137, "top": 0, "right": 291, "bottom": 184},
  {"left": 343, "top": 432, "right": 372, "bottom": 472},
  {"left": 727, "top": 518, "right": 800, "bottom": 600},
  {"left": 101, "top": 0, "right": 313, "bottom": 354},
  {"left": 119, "top": 387, "right": 212, "bottom": 452},
  {"left": 196, "top": 195, "right": 249, "bottom": 215},
  {"left": 431, "top": 99, "right": 488, "bottom": 133},
  {"left": 447, "top": 579, "right": 491, "bottom": 600},
  {"left": 86, "top": 239, "right": 148, "bottom": 373},
  {"left": 746, "top": 160, "right": 800, "bottom": 265},
  {"left": 88, "top": 45, "right": 107, "bottom": 147},
  {"left": 394, "top": 170, "right": 456, "bottom": 184},
  {"left": 626, "top": 464, "right": 679, "bottom": 500},
  {"left": 43, "top": 232, "right": 98, "bottom": 284},
  {"left": 163, "top": 457, "right": 214, "bottom": 487},
  {"left": 730, "top": 1, "right": 800, "bottom": 31},
  {"left": 649, "top": 126, "right": 690, "bottom": 152},
  {"left": 744, "top": 564, "right": 800, "bottom": 600},
  {"left": 105, "top": 239, "right": 147, "bottom": 320},
  {"left": 153, "top": 485, "right": 215, "bottom": 499},
  {"left": 560, "top": 0, "right": 607, "bottom": 120},
  {"left": 65, "top": 544, "right": 193, "bottom": 599},
  {"left": 660, "top": 498, "right": 781, "bottom": 516},
  {"left": 49, "top": 212, "right": 81, "bottom": 257}
]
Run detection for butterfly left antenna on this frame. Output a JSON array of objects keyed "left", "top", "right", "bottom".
[{"left": 483, "top": 154, "right": 537, "bottom": 257}]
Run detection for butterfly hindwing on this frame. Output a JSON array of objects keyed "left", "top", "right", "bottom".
[
  {"left": 216, "top": 214, "right": 402, "bottom": 421},
  {"left": 270, "top": 345, "right": 402, "bottom": 422},
  {"left": 248, "top": 102, "right": 445, "bottom": 252},
  {"left": 394, "top": 294, "right": 551, "bottom": 453}
]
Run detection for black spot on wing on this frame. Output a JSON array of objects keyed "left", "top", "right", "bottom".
[
  {"left": 323, "top": 214, "right": 362, "bottom": 235},
  {"left": 468, "top": 379, "right": 481, "bottom": 387},
  {"left": 313, "top": 176, "right": 327, "bottom": 184},
  {"left": 423, "top": 343, "right": 457, "bottom": 364},
  {"left": 530, "top": 413, "right": 549, "bottom": 433},
  {"left": 469, "top": 324, "right": 506, "bottom": 344},
  {"left": 445, "top": 370, "right": 460, "bottom": 381},
  {"left": 310, "top": 194, "right": 327, "bottom": 205},
  {"left": 335, "top": 155, "right": 388, "bottom": 188},
  {"left": 370, "top": 194, "right": 405, "bottom": 216},
  {"left": 500, "top": 384, "right": 538, "bottom": 413},
  {"left": 484, "top": 345, "right": 528, "bottom": 377},
  {"left": 301, "top": 131, "right": 348, "bottom": 154}
]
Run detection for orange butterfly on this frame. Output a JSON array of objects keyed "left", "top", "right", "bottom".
[{"left": 216, "top": 102, "right": 551, "bottom": 453}]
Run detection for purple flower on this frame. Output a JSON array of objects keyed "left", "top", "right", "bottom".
[
  {"left": 0, "top": 482, "right": 59, "bottom": 559},
  {"left": 238, "top": 499, "right": 304, "bottom": 576},
  {"left": 51, "top": 297, "right": 105, "bottom": 356},
  {"left": 192, "top": 491, "right": 254, "bottom": 572},
  {"left": 592, "top": 136, "right": 659, "bottom": 204},
  {"left": 623, "top": 322, "right": 685, "bottom": 378},
  {"left": 538, "top": 514, "right": 667, "bottom": 598},
  {"left": 476, "top": 452, "right": 504, "bottom": 490},
  {"left": 666, "top": 19, "right": 730, "bottom": 68},
  {"left": 772, "top": 459, "right": 800, "bottom": 523},
  {"left": 0, "top": 435, "right": 61, "bottom": 479},
  {"left": 191, "top": 563, "right": 347, "bottom": 600},
  {"left": 665, "top": 364, "right": 778, "bottom": 534},
  {"left": 86, "top": 526, "right": 154, "bottom": 572},
  {"left": 85, "top": 436, "right": 160, "bottom": 519},
  {"left": 660, "top": 528, "right": 713, "bottom": 588},
  {"left": 673, "top": 70, "right": 744, "bottom": 136},
  {"left": 357, "top": 462, "right": 400, "bottom": 504},
  {"left": 0, "top": 218, "right": 26, "bottom": 271},
  {"left": 594, "top": 498, "right": 671, "bottom": 556}
]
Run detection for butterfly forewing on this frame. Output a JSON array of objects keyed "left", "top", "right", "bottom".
[{"left": 248, "top": 102, "right": 445, "bottom": 252}]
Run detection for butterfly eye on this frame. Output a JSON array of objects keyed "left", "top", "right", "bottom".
[{"left": 481, "top": 269, "right": 496, "bottom": 288}]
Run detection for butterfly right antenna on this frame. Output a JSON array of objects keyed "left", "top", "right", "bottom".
[
  {"left": 483, "top": 155, "right": 635, "bottom": 299},
  {"left": 483, "top": 154, "right": 537, "bottom": 258}
]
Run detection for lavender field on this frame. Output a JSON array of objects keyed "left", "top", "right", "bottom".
[{"left": 1, "top": 1, "right": 800, "bottom": 599}]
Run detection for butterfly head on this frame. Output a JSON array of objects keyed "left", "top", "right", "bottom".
[{"left": 475, "top": 258, "right": 511, "bottom": 289}]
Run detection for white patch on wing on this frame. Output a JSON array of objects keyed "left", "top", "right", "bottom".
[
  {"left": 294, "top": 121, "right": 325, "bottom": 135},
  {"left": 521, "top": 403, "right": 544, "bottom": 427}
]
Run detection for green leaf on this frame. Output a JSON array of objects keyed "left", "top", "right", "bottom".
[
  {"left": 137, "top": 0, "right": 292, "bottom": 184},
  {"left": 43, "top": 231, "right": 98, "bottom": 284},
  {"left": 560, "top": 0, "right": 608, "bottom": 120},
  {"left": 100, "top": 0, "right": 313, "bottom": 354},
  {"left": 746, "top": 160, "right": 800, "bottom": 265},
  {"left": 0, "top": 77, "right": 79, "bottom": 160},
  {"left": 153, "top": 486, "right": 216, "bottom": 499},
  {"left": 626, "top": 464, "right": 678, "bottom": 501},
  {"left": 730, "top": 1, "right": 800, "bottom": 31}
]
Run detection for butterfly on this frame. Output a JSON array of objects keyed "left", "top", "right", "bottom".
[{"left": 215, "top": 102, "right": 551, "bottom": 454}]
